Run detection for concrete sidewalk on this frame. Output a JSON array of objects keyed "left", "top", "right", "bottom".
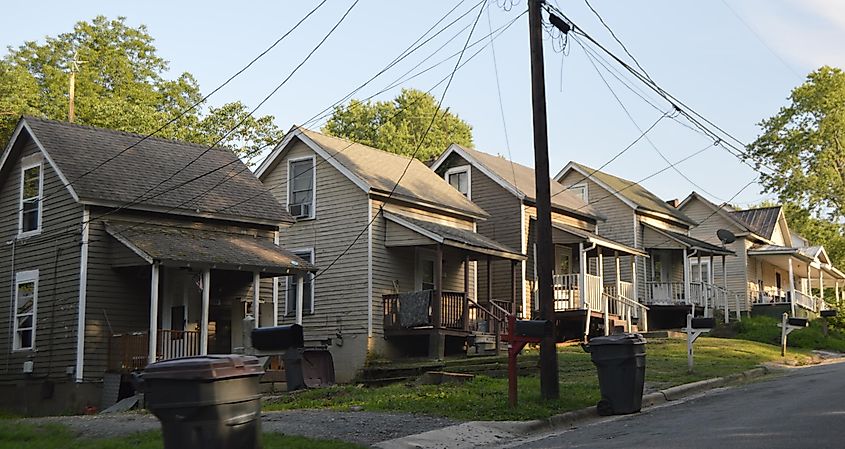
[{"left": 373, "top": 366, "right": 771, "bottom": 449}]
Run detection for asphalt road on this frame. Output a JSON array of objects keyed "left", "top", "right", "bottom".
[{"left": 499, "top": 361, "right": 845, "bottom": 449}]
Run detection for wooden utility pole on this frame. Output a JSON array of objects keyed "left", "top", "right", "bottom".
[{"left": 528, "top": 0, "right": 559, "bottom": 400}]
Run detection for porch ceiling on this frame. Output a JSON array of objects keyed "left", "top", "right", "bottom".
[
  {"left": 383, "top": 211, "right": 526, "bottom": 261},
  {"left": 548, "top": 220, "right": 647, "bottom": 257},
  {"left": 642, "top": 223, "right": 734, "bottom": 256},
  {"left": 105, "top": 221, "right": 317, "bottom": 275}
]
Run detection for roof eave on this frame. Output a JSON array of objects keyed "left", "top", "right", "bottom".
[{"left": 82, "top": 198, "right": 290, "bottom": 227}]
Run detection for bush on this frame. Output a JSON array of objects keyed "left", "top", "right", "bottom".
[{"left": 722, "top": 315, "right": 845, "bottom": 352}]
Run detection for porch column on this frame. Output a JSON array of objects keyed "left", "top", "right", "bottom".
[
  {"left": 252, "top": 272, "right": 261, "bottom": 328},
  {"left": 295, "top": 274, "right": 305, "bottom": 325},
  {"left": 631, "top": 257, "right": 638, "bottom": 301},
  {"left": 788, "top": 258, "right": 796, "bottom": 316},
  {"left": 698, "top": 254, "right": 706, "bottom": 316},
  {"left": 200, "top": 268, "right": 210, "bottom": 356},
  {"left": 429, "top": 244, "right": 444, "bottom": 359},
  {"left": 487, "top": 255, "right": 493, "bottom": 304},
  {"left": 578, "top": 243, "right": 587, "bottom": 309},
  {"left": 614, "top": 252, "right": 621, "bottom": 296},
  {"left": 722, "top": 255, "right": 729, "bottom": 323},
  {"left": 683, "top": 248, "right": 691, "bottom": 312},
  {"left": 599, "top": 247, "right": 608, "bottom": 336},
  {"left": 148, "top": 263, "right": 160, "bottom": 364},
  {"left": 463, "top": 255, "right": 469, "bottom": 331},
  {"left": 836, "top": 281, "right": 840, "bottom": 308},
  {"left": 272, "top": 277, "right": 279, "bottom": 327},
  {"left": 511, "top": 261, "right": 518, "bottom": 316},
  {"left": 820, "top": 270, "right": 824, "bottom": 303}
]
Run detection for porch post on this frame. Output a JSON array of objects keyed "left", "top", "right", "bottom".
[
  {"left": 820, "top": 269, "right": 824, "bottom": 303},
  {"left": 698, "top": 254, "right": 707, "bottom": 317},
  {"left": 200, "top": 269, "right": 210, "bottom": 355},
  {"left": 148, "top": 263, "right": 160, "bottom": 364},
  {"left": 463, "top": 255, "right": 469, "bottom": 331},
  {"left": 788, "top": 258, "right": 796, "bottom": 316},
  {"left": 295, "top": 274, "right": 304, "bottom": 325},
  {"left": 599, "top": 247, "right": 608, "bottom": 336},
  {"left": 511, "top": 260, "right": 518, "bottom": 316},
  {"left": 631, "top": 257, "right": 638, "bottom": 301},
  {"left": 252, "top": 272, "right": 261, "bottom": 328},
  {"left": 487, "top": 255, "right": 493, "bottom": 304},
  {"left": 614, "top": 252, "right": 621, "bottom": 296},
  {"left": 430, "top": 244, "right": 444, "bottom": 359},
  {"left": 722, "top": 255, "right": 729, "bottom": 323},
  {"left": 683, "top": 248, "right": 691, "bottom": 313},
  {"left": 578, "top": 243, "right": 585, "bottom": 308},
  {"left": 836, "top": 281, "right": 840, "bottom": 308}
]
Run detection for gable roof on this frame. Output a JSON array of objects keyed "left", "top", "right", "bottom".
[
  {"left": 2, "top": 116, "right": 290, "bottom": 225},
  {"left": 678, "top": 191, "right": 772, "bottom": 243},
  {"left": 554, "top": 161, "right": 696, "bottom": 226},
  {"left": 642, "top": 223, "right": 734, "bottom": 255},
  {"left": 256, "top": 127, "right": 487, "bottom": 219},
  {"left": 729, "top": 206, "right": 781, "bottom": 241},
  {"left": 431, "top": 144, "right": 603, "bottom": 221}
]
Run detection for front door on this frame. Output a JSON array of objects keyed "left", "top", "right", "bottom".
[
  {"left": 208, "top": 305, "right": 231, "bottom": 354},
  {"left": 554, "top": 245, "right": 572, "bottom": 276}
]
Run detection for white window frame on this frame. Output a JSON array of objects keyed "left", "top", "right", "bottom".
[
  {"left": 18, "top": 156, "right": 44, "bottom": 238},
  {"left": 287, "top": 156, "right": 316, "bottom": 220},
  {"left": 444, "top": 165, "right": 471, "bottom": 199},
  {"left": 285, "top": 248, "right": 315, "bottom": 316},
  {"left": 690, "top": 259, "right": 712, "bottom": 283},
  {"left": 568, "top": 184, "right": 588, "bottom": 204},
  {"left": 415, "top": 248, "right": 437, "bottom": 291},
  {"left": 13, "top": 270, "right": 38, "bottom": 352}
]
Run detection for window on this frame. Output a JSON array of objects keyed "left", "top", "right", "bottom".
[
  {"left": 416, "top": 249, "right": 437, "bottom": 291},
  {"left": 690, "top": 259, "right": 712, "bottom": 283},
  {"left": 288, "top": 158, "right": 315, "bottom": 219},
  {"left": 13, "top": 270, "right": 38, "bottom": 351},
  {"left": 19, "top": 160, "right": 43, "bottom": 236},
  {"left": 286, "top": 250, "right": 314, "bottom": 315},
  {"left": 568, "top": 184, "right": 588, "bottom": 203},
  {"left": 445, "top": 165, "right": 470, "bottom": 198}
]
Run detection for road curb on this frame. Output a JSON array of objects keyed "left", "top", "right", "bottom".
[{"left": 513, "top": 365, "right": 771, "bottom": 436}]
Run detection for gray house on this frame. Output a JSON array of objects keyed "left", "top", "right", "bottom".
[
  {"left": 0, "top": 117, "right": 313, "bottom": 415},
  {"left": 679, "top": 192, "right": 845, "bottom": 317},
  {"left": 256, "top": 128, "right": 524, "bottom": 381},
  {"left": 432, "top": 145, "right": 648, "bottom": 340},
  {"left": 554, "top": 162, "right": 734, "bottom": 328}
]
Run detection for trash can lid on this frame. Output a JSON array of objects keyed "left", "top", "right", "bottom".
[
  {"left": 141, "top": 354, "right": 264, "bottom": 381},
  {"left": 588, "top": 333, "right": 647, "bottom": 345}
]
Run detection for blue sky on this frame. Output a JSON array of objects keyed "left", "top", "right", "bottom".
[{"left": 2, "top": 0, "right": 840, "bottom": 206}]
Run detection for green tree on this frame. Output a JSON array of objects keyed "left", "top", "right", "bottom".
[
  {"left": 0, "top": 16, "right": 280, "bottom": 164},
  {"left": 322, "top": 88, "right": 473, "bottom": 161},
  {"left": 747, "top": 66, "right": 845, "bottom": 219}
]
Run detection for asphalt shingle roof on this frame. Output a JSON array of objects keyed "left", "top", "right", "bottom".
[
  {"left": 106, "top": 221, "right": 316, "bottom": 273},
  {"left": 730, "top": 206, "right": 781, "bottom": 240},
  {"left": 643, "top": 223, "right": 734, "bottom": 255},
  {"left": 21, "top": 116, "right": 290, "bottom": 224},
  {"left": 299, "top": 129, "right": 488, "bottom": 218},
  {"left": 452, "top": 145, "right": 603, "bottom": 221},
  {"left": 567, "top": 162, "right": 696, "bottom": 225}
]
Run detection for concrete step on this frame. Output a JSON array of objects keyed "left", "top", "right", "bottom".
[{"left": 640, "top": 330, "right": 686, "bottom": 339}]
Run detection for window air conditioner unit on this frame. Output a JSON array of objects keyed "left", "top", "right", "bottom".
[{"left": 289, "top": 203, "right": 311, "bottom": 219}]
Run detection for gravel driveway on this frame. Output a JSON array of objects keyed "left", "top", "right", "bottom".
[{"left": 29, "top": 409, "right": 459, "bottom": 446}]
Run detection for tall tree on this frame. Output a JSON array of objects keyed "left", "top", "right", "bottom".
[
  {"left": 322, "top": 88, "right": 474, "bottom": 162},
  {"left": 747, "top": 66, "right": 845, "bottom": 219},
  {"left": 0, "top": 16, "right": 280, "bottom": 164}
]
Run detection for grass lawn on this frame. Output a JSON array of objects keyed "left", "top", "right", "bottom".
[
  {"left": 0, "top": 420, "right": 366, "bottom": 449},
  {"left": 264, "top": 338, "right": 817, "bottom": 421},
  {"left": 717, "top": 315, "right": 845, "bottom": 352}
]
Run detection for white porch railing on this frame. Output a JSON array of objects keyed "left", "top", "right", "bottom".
[
  {"left": 602, "top": 291, "right": 649, "bottom": 332},
  {"left": 793, "top": 290, "right": 819, "bottom": 313},
  {"left": 552, "top": 273, "right": 603, "bottom": 312},
  {"left": 645, "top": 281, "right": 685, "bottom": 304}
]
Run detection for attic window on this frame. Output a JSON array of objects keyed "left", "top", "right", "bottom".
[
  {"left": 568, "top": 184, "right": 588, "bottom": 203},
  {"left": 19, "top": 158, "right": 43, "bottom": 237},
  {"left": 445, "top": 165, "right": 471, "bottom": 199}
]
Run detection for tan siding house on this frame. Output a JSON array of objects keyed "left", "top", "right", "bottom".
[
  {"left": 0, "top": 117, "right": 311, "bottom": 415},
  {"left": 257, "top": 128, "right": 524, "bottom": 381}
]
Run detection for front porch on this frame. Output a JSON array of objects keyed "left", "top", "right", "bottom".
[
  {"left": 381, "top": 211, "right": 525, "bottom": 359},
  {"left": 642, "top": 223, "right": 737, "bottom": 325},
  {"left": 104, "top": 222, "right": 316, "bottom": 371},
  {"left": 546, "top": 220, "right": 650, "bottom": 339}
]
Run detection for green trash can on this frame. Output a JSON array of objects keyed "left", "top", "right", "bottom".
[
  {"left": 587, "top": 333, "right": 646, "bottom": 416},
  {"left": 138, "top": 354, "right": 265, "bottom": 449}
]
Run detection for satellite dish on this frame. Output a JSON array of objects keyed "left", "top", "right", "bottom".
[{"left": 717, "top": 229, "right": 736, "bottom": 245}]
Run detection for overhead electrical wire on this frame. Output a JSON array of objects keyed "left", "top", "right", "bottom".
[{"left": 486, "top": 2, "right": 519, "bottom": 191}]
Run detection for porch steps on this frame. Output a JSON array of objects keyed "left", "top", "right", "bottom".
[
  {"left": 467, "top": 332, "right": 499, "bottom": 356},
  {"left": 640, "top": 330, "right": 686, "bottom": 339}
]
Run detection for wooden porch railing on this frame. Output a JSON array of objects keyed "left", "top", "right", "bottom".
[
  {"left": 793, "top": 290, "right": 819, "bottom": 313},
  {"left": 552, "top": 273, "right": 603, "bottom": 312},
  {"left": 602, "top": 292, "right": 649, "bottom": 332},
  {"left": 383, "top": 290, "right": 467, "bottom": 331},
  {"left": 108, "top": 329, "right": 201, "bottom": 372}
]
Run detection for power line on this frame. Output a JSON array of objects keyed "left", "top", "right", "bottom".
[
  {"left": 66, "top": 0, "right": 330, "bottom": 186},
  {"left": 582, "top": 0, "right": 654, "bottom": 83},
  {"left": 80, "top": 0, "right": 361, "bottom": 230},
  {"left": 313, "top": 0, "right": 490, "bottom": 281},
  {"left": 486, "top": 3, "right": 519, "bottom": 191}
]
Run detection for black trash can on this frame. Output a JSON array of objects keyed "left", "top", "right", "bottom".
[
  {"left": 138, "top": 354, "right": 265, "bottom": 449},
  {"left": 587, "top": 333, "right": 647, "bottom": 416}
]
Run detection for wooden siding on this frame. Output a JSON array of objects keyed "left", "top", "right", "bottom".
[
  {"left": 680, "top": 196, "right": 749, "bottom": 301},
  {"left": 262, "top": 140, "right": 370, "bottom": 344},
  {"left": 385, "top": 220, "right": 436, "bottom": 247},
  {"left": 0, "top": 136, "right": 82, "bottom": 382}
]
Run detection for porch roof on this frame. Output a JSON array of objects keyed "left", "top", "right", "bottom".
[
  {"left": 105, "top": 222, "right": 317, "bottom": 275},
  {"left": 643, "top": 223, "right": 734, "bottom": 256},
  {"left": 383, "top": 211, "right": 526, "bottom": 261},
  {"left": 548, "top": 220, "right": 648, "bottom": 257},
  {"left": 748, "top": 244, "right": 845, "bottom": 280}
]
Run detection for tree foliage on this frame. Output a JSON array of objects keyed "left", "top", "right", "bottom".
[
  {"left": 0, "top": 16, "right": 281, "bottom": 164},
  {"left": 322, "top": 88, "right": 473, "bottom": 162},
  {"left": 747, "top": 66, "right": 845, "bottom": 219}
]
